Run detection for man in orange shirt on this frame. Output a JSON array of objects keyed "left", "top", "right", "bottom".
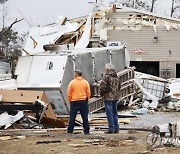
[{"left": 67, "top": 70, "right": 91, "bottom": 135}]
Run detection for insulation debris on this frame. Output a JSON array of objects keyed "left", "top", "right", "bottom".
[{"left": 0, "top": 111, "right": 24, "bottom": 129}]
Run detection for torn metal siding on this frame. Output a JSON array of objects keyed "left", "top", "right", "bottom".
[
  {"left": 15, "top": 55, "right": 67, "bottom": 88},
  {"left": 22, "top": 22, "right": 80, "bottom": 55}
]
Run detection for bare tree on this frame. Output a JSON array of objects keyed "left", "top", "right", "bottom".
[
  {"left": 170, "top": 0, "right": 180, "bottom": 17},
  {"left": 0, "top": 0, "right": 8, "bottom": 28},
  {"left": 120, "top": 0, "right": 150, "bottom": 11},
  {"left": 171, "top": 0, "right": 175, "bottom": 17},
  {"left": 0, "top": 1, "right": 24, "bottom": 60},
  {"left": 108, "top": 0, "right": 180, "bottom": 19},
  {"left": 150, "top": 0, "right": 158, "bottom": 12},
  {"left": 134, "top": 0, "right": 150, "bottom": 11},
  {"left": 0, "top": 0, "right": 7, "bottom": 3}
]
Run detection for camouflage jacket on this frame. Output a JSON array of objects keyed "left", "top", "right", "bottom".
[{"left": 99, "top": 69, "right": 120, "bottom": 101}]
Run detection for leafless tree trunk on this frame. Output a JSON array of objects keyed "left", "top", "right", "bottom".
[
  {"left": 133, "top": 0, "right": 136, "bottom": 8},
  {"left": 150, "top": 0, "right": 156, "bottom": 12},
  {"left": 171, "top": 0, "right": 175, "bottom": 17},
  {"left": 170, "top": 0, "right": 180, "bottom": 18},
  {"left": 1, "top": 18, "right": 23, "bottom": 35},
  {"left": 1, "top": 0, "right": 8, "bottom": 28},
  {"left": 0, "top": 1, "right": 23, "bottom": 59}
]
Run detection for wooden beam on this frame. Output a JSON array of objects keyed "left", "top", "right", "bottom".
[
  {"left": 0, "top": 89, "right": 61, "bottom": 124},
  {"left": 0, "top": 89, "right": 43, "bottom": 103}
]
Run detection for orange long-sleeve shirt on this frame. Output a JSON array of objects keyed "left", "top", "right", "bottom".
[{"left": 67, "top": 77, "right": 91, "bottom": 102}]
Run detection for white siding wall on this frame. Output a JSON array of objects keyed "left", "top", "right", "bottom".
[
  {"left": 108, "top": 27, "right": 180, "bottom": 61},
  {"left": 106, "top": 10, "right": 180, "bottom": 78}
]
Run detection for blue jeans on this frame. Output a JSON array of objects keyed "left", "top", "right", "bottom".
[
  {"left": 67, "top": 101, "right": 90, "bottom": 134},
  {"left": 105, "top": 100, "right": 119, "bottom": 132}
]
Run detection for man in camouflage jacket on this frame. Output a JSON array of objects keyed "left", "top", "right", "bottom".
[{"left": 99, "top": 63, "right": 120, "bottom": 134}]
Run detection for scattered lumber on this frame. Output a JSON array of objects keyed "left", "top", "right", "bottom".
[
  {"left": 0, "top": 135, "right": 26, "bottom": 141},
  {"left": 68, "top": 144, "right": 90, "bottom": 147},
  {"left": 36, "top": 139, "right": 61, "bottom": 144},
  {"left": 95, "top": 126, "right": 151, "bottom": 132}
]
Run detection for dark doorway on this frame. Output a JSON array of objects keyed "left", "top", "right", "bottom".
[
  {"left": 130, "top": 61, "right": 159, "bottom": 76},
  {"left": 176, "top": 64, "right": 180, "bottom": 78}
]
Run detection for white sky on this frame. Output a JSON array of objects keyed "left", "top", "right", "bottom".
[
  {"left": 0, "top": 0, "right": 172, "bottom": 34},
  {"left": 3, "top": 0, "right": 92, "bottom": 34},
  {"left": 155, "top": 0, "right": 172, "bottom": 17}
]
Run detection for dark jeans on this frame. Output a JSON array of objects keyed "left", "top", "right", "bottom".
[
  {"left": 105, "top": 100, "right": 119, "bottom": 132},
  {"left": 67, "top": 100, "right": 90, "bottom": 134}
]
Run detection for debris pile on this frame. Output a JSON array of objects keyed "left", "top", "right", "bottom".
[
  {"left": 127, "top": 71, "right": 171, "bottom": 114},
  {"left": 147, "top": 120, "right": 180, "bottom": 149},
  {"left": 0, "top": 6, "right": 180, "bottom": 154},
  {"left": 0, "top": 90, "right": 66, "bottom": 129}
]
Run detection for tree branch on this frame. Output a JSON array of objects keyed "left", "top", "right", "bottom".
[{"left": 1, "top": 18, "right": 23, "bottom": 34}]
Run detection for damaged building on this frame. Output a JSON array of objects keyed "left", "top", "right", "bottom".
[
  {"left": 16, "top": 5, "right": 180, "bottom": 80},
  {"left": 89, "top": 5, "right": 180, "bottom": 79},
  {"left": 10, "top": 8, "right": 135, "bottom": 116},
  {"left": 27, "top": 5, "right": 180, "bottom": 79},
  {"left": 1, "top": 4, "right": 178, "bottom": 128}
]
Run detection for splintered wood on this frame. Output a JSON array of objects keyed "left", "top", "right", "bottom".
[{"left": 0, "top": 89, "right": 66, "bottom": 128}]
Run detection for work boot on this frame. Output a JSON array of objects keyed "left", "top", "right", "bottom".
[
  {"left": 67, "top": 130, "right": 73, "bottom": 134},
  {"left": 114, "top": 130, "right": 119, "bottom": 134},
  {"left": 104, "top": 130, "right": 114, "bottom": 134},
  {"left": 84, "top": 132, "right": 90, "bottom": 135}
]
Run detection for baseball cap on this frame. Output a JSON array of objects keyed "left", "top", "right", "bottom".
[{"left": 75, "top": 69, "right": 82, "bottom": 76}]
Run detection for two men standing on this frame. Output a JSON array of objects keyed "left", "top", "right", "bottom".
[{"left": 67, "top": 63, "right": 120, "bottom": 135}]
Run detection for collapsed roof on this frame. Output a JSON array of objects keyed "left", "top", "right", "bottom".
[{"left": 22, "top": 4, "right": 180, "bottom": 55}]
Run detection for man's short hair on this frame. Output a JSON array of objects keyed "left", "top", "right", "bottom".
[
  {"left": 75, "top": 69, "right": 82, "bottom": 76},
  {"left": 105, "top": 63, "right": 114, "bottom": 70}
]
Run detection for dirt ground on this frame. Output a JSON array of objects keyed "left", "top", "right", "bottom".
[
  {"left": 1, "top": 129, "right": 180, "bottom": 154},
  {"left": 1, "top": 112, "right": 180, "bottom": 154}
]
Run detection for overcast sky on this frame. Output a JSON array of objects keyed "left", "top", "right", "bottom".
[
  {"left": 3, "top": 0, "right": 92, "bottom": 33},
  {"left": 1, "top": 0, "right": 172, "bottom": 34}
]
